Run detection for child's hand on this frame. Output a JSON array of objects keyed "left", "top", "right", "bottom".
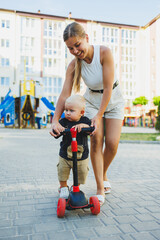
[{"left": 72, "top": 124, "right": 89, "bottom": 133}]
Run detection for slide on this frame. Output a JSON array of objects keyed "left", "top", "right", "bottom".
[
  {"left": 0, "top": 96, "right": 14, "bottom": 119},
  {"left": 0, "top": 89, "right": 11, "bottom": 107},
  {"left": 41, "top": 97, "right": 65, "bottom": 118},
  {"left": 41, "top": 97, "right": 55, "bottom": 111}
]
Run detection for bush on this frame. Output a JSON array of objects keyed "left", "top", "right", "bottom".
[
  {"left": 153, "top": 96, "right": 160, "bottom": 106},
  {"left": 155, "top": 101, "right": 160, "bottom": 132},
  {"left": 133, "top": 96, "right": 148, "bottom": 106}
]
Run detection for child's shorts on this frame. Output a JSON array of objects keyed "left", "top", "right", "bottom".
[{"left": 57, "top": 156, "right": 89, "bottom": 184}]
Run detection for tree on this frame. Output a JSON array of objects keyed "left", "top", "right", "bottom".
[
  {"left": 132, "top": 96, "right": 148, "bottom": 106},
  {"left": 51, "top": 101, "right": 54, "bottom": 106},
  {"left": 153, "top": 96, "right": 160, "bottom": 106},
  {"left": 155, "top": 101, "right": 160, "bottom": 132}
]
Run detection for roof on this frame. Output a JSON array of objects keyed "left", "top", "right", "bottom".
[
  {"left": 143, "top": 13, "right": 160, "bottom": 29},
  {"left": 0, "top": 8, "right": 140, "bottom": 28}
]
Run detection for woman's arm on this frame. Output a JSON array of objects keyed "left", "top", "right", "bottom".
[
  {"left": 50, "top": 59, "right": 75, "bottom": 137},
  {"left": 91, "top": 46, "right": 114, "bottom": 133}
]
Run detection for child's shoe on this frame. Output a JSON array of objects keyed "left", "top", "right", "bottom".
[{"left": 58, "top": 187, "right": 69, "bottom": 199}]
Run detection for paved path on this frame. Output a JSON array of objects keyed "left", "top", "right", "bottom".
[
  {"left": 121, "top": 126, "right": 159, "bottom": 134},
  {"left": 0, "top": 127, "right": 160, "bottom": 240}
]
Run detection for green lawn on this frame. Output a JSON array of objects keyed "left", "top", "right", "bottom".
[{"left": 120, "top": 133, "right": 160, "bottom": 141}]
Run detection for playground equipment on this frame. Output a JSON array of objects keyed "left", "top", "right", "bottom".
[{"left": 0, "top": 80, "right": 63, "bottom": 128}]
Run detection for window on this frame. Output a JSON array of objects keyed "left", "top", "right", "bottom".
[
  {"left": 6, "top": 58, "right": 10, "bottom": 66},
  {"left": 44, "top": 77, "right": 47, "bottom": 86},
  {"left": 53, "top": 77, "right": 62, "bottom": 93},
  {"left": 58, "top": 78, "right": 62, "bottom": 93},
  {"left": 122, "top": 30, "right": 124, "bottom": 38},
  {"left": 31, "top": 57, "right": 34, "bottom": 66},
  {"left": 1, "top": 20, "right": 5, "bottom": 27},
  {"left": 25, "top": 56, "right": 29, "bottom": 65},
  {"left": 6, "top": 77, "right": 10, "bottom": 86},
  {"left": 31, "top": 38, "right": 34, "bottom": 47},
  {"left": 1, "top": 19, "right": 10, "bottom": 28},
  {"left": 58, "top": 78, "right": 62, "bottom": 87},
  {"left": 6, "top": 20, "right": 10, "bottom": 28},
  {"left": 58, "top": 41, "right": 61, "bottom": 49},
  {"left": 1, "top": 39, "right": 4, "bottom": 47},
  {"left": 26, "top": 18, "right": 30, "bottom": 27},
  {"left": 53, "top": 96, "right": 57, "bottom": 105},
  {"left": 43, "top": 58, "right": 47, "bottom": 67},
  {"left": 31, "top": 19, "right": 35, "bottom": 28},
  {"left": 54, "top": 77, "right": 56, "bottom": 86},
  {"left": 49, "top": 21, "right": 52, "bottom": 30},
  {"left": 48, "top": 59, "right": 52, "bottom": 67},
  {"left": 53, "top": 23, "right": 57, "bottom": 30},
  {"left": 48, "top": 96, "right": 52, "bottom": 102},
  {"left": 6, "top": 40, "right": 9, "bottom": 47},
  {"left": 102, "top": 27, "right": 118, "bottom": 45},
  {"left": 49, "top": 77, "right": 52, "bottom": 86},
  {"left": 1, "top": 77, "right": 5, "bottom": 85},
  {"left": 1, "top": 57, "right": 10, "bottom": 67},
  {"left": 0, "top": 77, "right": 10, "bottom": 86}
]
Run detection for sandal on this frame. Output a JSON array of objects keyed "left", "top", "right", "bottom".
[
  {"left": 96, "top": 195, "right": 105, "bottom": 206},
  {"left": 104, "top": 181, "right": 111, "bottom": 194}
]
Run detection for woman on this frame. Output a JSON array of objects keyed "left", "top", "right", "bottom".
[{"left": 50, "top": 22, "right": 125, "bottom": 205}]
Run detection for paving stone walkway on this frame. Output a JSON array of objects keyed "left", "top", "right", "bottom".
[{"left": 0, "top": 127, "right": 160, "bottom": 240}]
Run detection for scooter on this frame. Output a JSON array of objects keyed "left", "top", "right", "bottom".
[{"left": 56, "top": 127, "right": 100, "bottom": 218}]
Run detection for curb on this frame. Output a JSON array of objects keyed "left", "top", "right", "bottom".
[{"left": 120, "top": 140, "right": 160, "bottom": 144}]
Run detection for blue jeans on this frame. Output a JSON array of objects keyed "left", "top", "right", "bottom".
[{"left": 36, "top": 117, "right": 42, "bottom": 129}]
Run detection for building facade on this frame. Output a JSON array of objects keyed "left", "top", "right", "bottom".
[{"left": 0, "top": 8, "right": 160, "bottom": 111}]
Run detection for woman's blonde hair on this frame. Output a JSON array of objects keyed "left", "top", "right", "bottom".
[{"left": 63, "top": 22, "right": 86, "bottom": 93}]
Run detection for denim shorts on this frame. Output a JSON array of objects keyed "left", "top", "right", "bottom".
[{"left": 84, "top": 85, "right": 125, "bottom": 120}]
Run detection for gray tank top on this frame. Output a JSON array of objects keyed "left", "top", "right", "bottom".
[{"left": 81, "top": 45, "right": 103, "bottom": 90}]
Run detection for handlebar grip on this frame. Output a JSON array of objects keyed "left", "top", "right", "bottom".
[
  {"left": 52, "top": 126, "right": 95, "bottom": 136},
  {"left": 79, "top": 127, "right": 95, "bottom": 133}
]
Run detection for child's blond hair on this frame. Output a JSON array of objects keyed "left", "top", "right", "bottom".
[{"left": 65, "top": 95, "right": 86, "bottom": 111}]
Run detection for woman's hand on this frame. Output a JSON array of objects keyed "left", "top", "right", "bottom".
[
  {"left": 50, "top": 121, "right": 65, "bottom": 137},
  {"left": 91, "top": 114, "right": 102, "bottom": 136}
]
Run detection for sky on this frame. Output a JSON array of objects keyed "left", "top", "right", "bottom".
[{"left": 0, "top": 0, "right": 160, "bottom": 26}]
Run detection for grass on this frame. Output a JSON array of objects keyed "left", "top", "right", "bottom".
[{"left": 120, "top": 133, "right": 160, "bottom": 141}]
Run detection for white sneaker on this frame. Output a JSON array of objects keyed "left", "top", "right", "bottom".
[{"left": 59, "top": 187, "right": 69, "bottom": 199}]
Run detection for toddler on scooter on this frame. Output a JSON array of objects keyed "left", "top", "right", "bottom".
[{"left": 53, "top": 95, "right": 91, "bottom": 199}]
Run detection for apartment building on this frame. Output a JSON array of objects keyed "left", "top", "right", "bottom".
[{"left": 0, "top": 8, "right": 160, "bottom": 111}]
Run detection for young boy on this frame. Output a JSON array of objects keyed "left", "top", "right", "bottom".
[{"left": 54, "top": 95, "right": 91, "bottom": 199}]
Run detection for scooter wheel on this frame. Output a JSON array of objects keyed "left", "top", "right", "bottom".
[
  {"left": 57, "top": 198, "right": 66, "bottom": 218},
  {"left": 89, "top": 196, "right": 100, "bottom": 215}
]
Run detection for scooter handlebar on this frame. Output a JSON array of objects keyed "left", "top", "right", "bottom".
[{"left": 52, "top": 126, "right": 95, "bottom": 138}]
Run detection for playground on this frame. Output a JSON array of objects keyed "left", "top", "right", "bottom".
[
  {"left": 0, "top": 80, "right": 64, "bottom": 129},
  {"left": 123, "top": 105, "right": 157, "bottom": 128}
]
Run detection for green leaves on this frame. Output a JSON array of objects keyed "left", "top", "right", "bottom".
[
  {"left": 153, "top": 96, "right": 160, "bottom": 106},
  {"left": 132, "top": 96, "right": 148, "bottom": 106}
]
